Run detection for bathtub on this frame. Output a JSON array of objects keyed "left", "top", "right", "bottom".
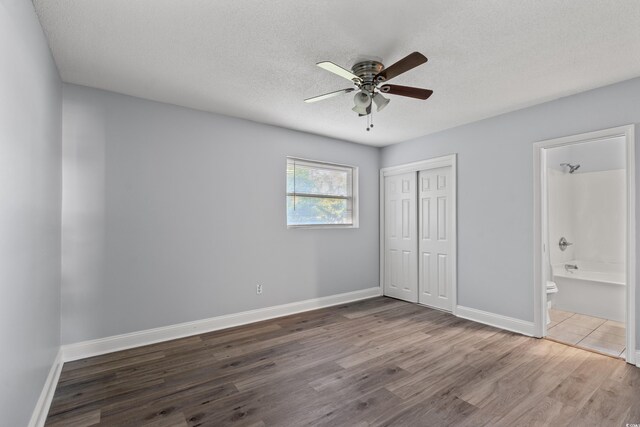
[{"left": 551, "top": 260, "right": 625, "bottom": 323}]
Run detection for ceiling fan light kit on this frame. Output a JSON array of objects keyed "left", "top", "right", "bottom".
[
  {"left": 304, "top": 52, "right": 433, "bottom": 131},
  {"left": 373, "top": 93, "right": 390, "bottom": 112},
  {"left": 352, "top": 91, "right": 371, "bottom": 115}
]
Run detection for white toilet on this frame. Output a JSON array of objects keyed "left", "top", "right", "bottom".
[{"left": 546, "top": 280, "right": 558, "bottom": 324}]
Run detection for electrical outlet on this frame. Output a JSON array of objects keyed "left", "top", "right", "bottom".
[{"left": 256, "top": 284, "right": 263, "bottom": 295}]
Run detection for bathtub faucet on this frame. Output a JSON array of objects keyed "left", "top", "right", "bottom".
[{"left": 564, "top": 263, "right": 578, "bottom": 272}]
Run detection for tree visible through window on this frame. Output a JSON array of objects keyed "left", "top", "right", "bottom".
[{"left": 286, "top": 158, "right": 358, "bottom": 227}]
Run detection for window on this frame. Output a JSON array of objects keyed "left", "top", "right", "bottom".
[{"left": 286, "top": 157, "right": 358, "bottom": 228}]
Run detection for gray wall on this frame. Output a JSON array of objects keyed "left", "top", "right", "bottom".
[
  {"left": 0, "top": 1, "right": 62, "bottom": 425},
  {"left": 61, "top": 84, "right": 380, "bottom": 344},
  {"left": 382, "top": 77, "right": 640, "bottom": 345}
]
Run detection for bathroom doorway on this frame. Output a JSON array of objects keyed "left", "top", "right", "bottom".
[{"left": 533, "top": 125, "right": 636, "bottom": 364}]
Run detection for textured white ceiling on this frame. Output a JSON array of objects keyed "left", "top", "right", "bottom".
[{"left": 34, "top": 0, "right": 640, "bottom": 146}]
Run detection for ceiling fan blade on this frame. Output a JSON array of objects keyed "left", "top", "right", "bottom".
[
  {"left": 317, "top": 61, "right": 362, "bottom": 83},
  {"left": 375, "top": 52, "right": 428, "bottom": 82},
  {"left": 379, "top": 84, "right": 433, "bottom": 100},
  {"left": 304, "top": 88, "right": 355, "bottom": 103}
]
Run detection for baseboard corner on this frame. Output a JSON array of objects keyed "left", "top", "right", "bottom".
[{"left": 28, "top": 348, "right": 63, "bottom": 427}]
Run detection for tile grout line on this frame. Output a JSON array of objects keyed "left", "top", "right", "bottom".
[
  {"left": 593, "top": 321, "right": 627, "bottom": 357},
  {"left": 548, "top": 311, "right": 625, "bottom": 358},
  {"left": 576, "top": 324, "right": 600, "bottom": 347},
  {"left": 547, "top": 309, "right": 575, "bottom": 330},
  {"left": 579, "top": 315, "right": 607, "bottom": 342},
  {"left": 577, "top": 319, "right": 626, "bottom": 358},
  {"left": 586, "top": 321, "right": 626, "bottom": 345}
]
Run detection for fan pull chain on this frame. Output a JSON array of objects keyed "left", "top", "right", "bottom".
[{"left": 366, "top": 108, "right": 374, "bottom": 131}]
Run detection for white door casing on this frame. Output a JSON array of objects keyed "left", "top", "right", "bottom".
[
  {"left": 533, "top": 125, "right": 636, "bottom": 366},
  {"left": 418, "top": 167, "right": 453, "bottom": 311},
  {"left": 383, "top": 172, "right": 418, "bottom": 302}
]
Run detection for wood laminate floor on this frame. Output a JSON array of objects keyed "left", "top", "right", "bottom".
[{"left": 45, "top": 297, "right": 640, "bottom": 426}]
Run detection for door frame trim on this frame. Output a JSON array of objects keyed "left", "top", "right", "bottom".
[
  {"left": 533, "top": 125, "right": 636, "bottom": 365},
  {"left": 380, "top": 154, "right": 458, "bottom": 314}
]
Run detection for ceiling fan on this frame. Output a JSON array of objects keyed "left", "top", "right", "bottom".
[{"left": 304, "top": 52, "right": 433, "bottom": 130}]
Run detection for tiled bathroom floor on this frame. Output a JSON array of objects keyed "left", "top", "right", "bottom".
[{"left": 547, "top": 308, "right": 626, "bottom": 358}]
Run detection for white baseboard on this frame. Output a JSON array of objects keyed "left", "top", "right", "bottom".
[
  {"left": 635, "top": 350, "right": 640, "bottom": 368},
  {"left": 62, "top": 287, "right": 382, "bottom": 362},
  {"left": 28, "top": 348, "right": 63, "bottom": 427},
  {"left": 456, "top": 305, "right": 535, "bottom": 337}
]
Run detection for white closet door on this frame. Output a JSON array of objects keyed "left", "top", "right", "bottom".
[
  {"left": 383, "top": 172, "right": 418, "bottom": 302},
  {"left": 418, "top": 167, "right": 453, "bottom": 311}
]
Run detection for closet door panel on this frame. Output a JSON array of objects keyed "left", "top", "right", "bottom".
[
  {"left": 418, "top": 167, "right": 453, "bottom": 311},
  {"left": 383, "top": 172, "right": 418, "bottom": 302}
]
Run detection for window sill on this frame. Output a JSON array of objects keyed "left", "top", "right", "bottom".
[{"left": 287, "top": 224, "right": 359, "bottom": 230}]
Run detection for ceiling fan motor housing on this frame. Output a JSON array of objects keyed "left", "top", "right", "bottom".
[{"left": 351, "top": 60, "right": 384, "bottom": 93}]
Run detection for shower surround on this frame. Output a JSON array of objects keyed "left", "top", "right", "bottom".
[{"left": 547, "top": 167, "right": 626, "bottom": 322}]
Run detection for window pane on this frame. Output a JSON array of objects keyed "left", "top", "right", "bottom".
[
  {"left": 287, "top": 196, "right": 352, "bottom": 225},
  {"left": 287, "top": 163, "right": 349, "bottom": 196}
]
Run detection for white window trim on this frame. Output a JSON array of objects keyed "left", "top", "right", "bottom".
[{"left": 286, "top": 156, "right": 359, "bottom": 229}]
